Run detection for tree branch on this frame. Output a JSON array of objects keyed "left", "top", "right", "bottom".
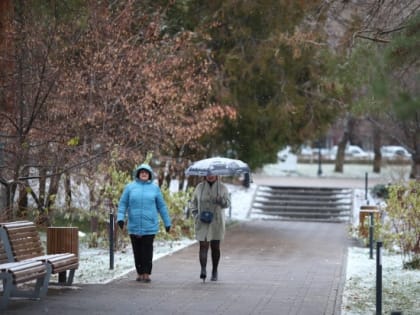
[{"left": 354, "top": 33, "right": 390, "bottom": 43}]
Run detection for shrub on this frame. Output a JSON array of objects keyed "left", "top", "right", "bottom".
[
  {"left": 157, "top": 186, "right": 194, "bottom": 241},
  {"left": 381, "top": 181, "right": 420, "bottom": 269},
  {"left": 371, "top": 184, "right": 389, "bottom": 199}
]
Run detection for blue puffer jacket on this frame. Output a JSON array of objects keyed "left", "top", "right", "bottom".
[{"left": 117, "top": 164, "right": 171, "bottom": 236}]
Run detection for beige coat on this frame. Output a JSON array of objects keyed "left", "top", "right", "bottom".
[{"left": 190, "top": 179, "right": 230, "bottom": 241}]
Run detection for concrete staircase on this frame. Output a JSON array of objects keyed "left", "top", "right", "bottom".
[{"left": 249, "top": 185, "right": 353, "bottom": 222}]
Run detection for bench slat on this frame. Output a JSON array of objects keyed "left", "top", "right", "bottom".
[
  {"left": 1, "top": 221, "right": 34, "bottom": 229},
  {"left": 0, "top": 260, "right": 47, "bottom": 286},
  {"left": 12, "top": 266, "right": 46, "bottom": 280},
  {"left": 0, "top": 260, "right": 43, "bottom": 271},
  {"left": 53, "top": 262, "right": 79, "bottom": 274}
]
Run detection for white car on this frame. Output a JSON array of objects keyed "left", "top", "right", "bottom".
[
  {"left": 381, "top": 146, "right": 411, "bottom": 160},
  {"left": 346, "top": 145, "right": 371, "bottom": 159},
  {"left": 300, "top": 145, "right": 313, "bottom": 156},
  {"left": 330, "top": 145, "right": 371, "bottom": 160}
]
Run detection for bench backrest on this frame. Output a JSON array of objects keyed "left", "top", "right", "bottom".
[
  {"left": 0, "top": 235, "right": 8, "bottom": 264},
  {"left": 0, "top": 221, "right": 44, "bottom": 262}
]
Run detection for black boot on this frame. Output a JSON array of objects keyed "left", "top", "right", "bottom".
[
  {"left": 210, "top": 241, "right": 220, "bottom": 281},
  {"left": 199, "top": 242, "right": 209, "bottom": 282},
  {"left": 200, "top": 267, "right": 207, "bottom": 282},
  {"left": 211, "top": 270, "right": 218, "bottom": 281}
]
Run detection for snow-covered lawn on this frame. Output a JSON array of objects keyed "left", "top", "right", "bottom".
[{"left": 342, "top": 246, "right": 420, "bottom": 315}]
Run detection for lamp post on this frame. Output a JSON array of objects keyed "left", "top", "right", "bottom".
[{"left": 317, "top": 141, "right": 322, "bottom": 176}]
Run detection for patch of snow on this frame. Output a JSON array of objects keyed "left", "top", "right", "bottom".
[{"left": 59, "top": 239, "right": 195, "bottom": 285}]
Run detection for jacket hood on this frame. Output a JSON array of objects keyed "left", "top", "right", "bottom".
[{"left": 133, "top": 163, "right": 154, "bottom": 181}]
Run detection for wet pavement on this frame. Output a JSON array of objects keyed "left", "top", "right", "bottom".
[
  {"left": 4, "top": 219, "right": 349, "bottom": 315},
  {"left": 3, "top": 175, "right": 373, "bottom": 315}
]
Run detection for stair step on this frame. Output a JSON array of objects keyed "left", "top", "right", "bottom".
[
  {"left": 256, "top": 212, "right": 349, "bottom": 219},
  {"left": 253, "top": 200, "right": 352, "bottom": 207},
  {"left": 256, "top": 194, "right": 351, "bottom": 201},
  {"left": 255, "top": 216, "right": 350, "bottom": 223},
  {"left": 259, "top": 187, "right": 352, "bottom": 194},
  {"left": 252, "top": 206, "right": 351, "bottom": 213},
  {"left": 250, "top": 185, "right": 353, "bottom": 223}
]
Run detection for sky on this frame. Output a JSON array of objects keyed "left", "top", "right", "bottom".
[{"left": 47, "top": 161, "right": 418, "bottom": 315}]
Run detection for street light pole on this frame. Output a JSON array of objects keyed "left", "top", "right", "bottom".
[{"left": 317, "top": 141, "right": 322, "bottom": 176}]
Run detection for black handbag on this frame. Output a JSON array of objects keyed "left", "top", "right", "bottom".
[{"left": 199, "top": 211, "right": 213, "bottom": 223}]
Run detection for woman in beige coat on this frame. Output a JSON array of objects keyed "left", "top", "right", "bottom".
[{"left": 190, "top": 174, "right": 230, "bottom": 282}]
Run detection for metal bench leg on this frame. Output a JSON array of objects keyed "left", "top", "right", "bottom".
[
  {"left": 58, "top": 271, "right": 67, "bottom": 284},
  {"left": 0, "top": 274, "right": 14, "bottom": 310},
  {"left": 39, "top": 264, "right": 52, "bottom": 298},
  {"left": 66, "top": 269, "right": 75, "bottom": 285}
]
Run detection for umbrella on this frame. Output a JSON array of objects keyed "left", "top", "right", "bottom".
[{"left": 185, "top": 156, "right": 250, "bottom": 176}]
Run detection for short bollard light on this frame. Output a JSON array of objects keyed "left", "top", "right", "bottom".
[
  {"left": 376, "top": 241, "right": 383, "bottom": 315},
  {"left": 106, "top": 198, "right": 114, "bottom": 270},
  {"left": 365, "top": 172, "right": 369, "bottom": 203},
  {"left": 109, "top": 211, "right": 114, "bottom": 270}
]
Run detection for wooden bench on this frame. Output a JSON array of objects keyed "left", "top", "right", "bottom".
[
  {"left": 0, "top": 232, "right": 49, "bottom": 310},
  {"left": 0, "top": 221, "right": 79, "bottom": 286}
]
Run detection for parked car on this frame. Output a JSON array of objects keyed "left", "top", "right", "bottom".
[
  {"left": 329, "top": 145, "right": 372, "bottom": 160},
  {"left": 347, "top": 145, "right": 372, "bottom": 159},
  {"left": 380, "top": 146, "right": 411, "bottom": 160},
  {"left": 299, "top": 145, "right": 313, "bottom": 156}
]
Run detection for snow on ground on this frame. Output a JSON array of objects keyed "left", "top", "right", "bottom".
[
  {"left": 50, "top": 162, "right": 418, "bottom": 314},
  {"left": 342, "top": 246, "right": 420, "bottom": 315},
  {"left": 68, "top": 238, "right": 196, "bottom": 285}
]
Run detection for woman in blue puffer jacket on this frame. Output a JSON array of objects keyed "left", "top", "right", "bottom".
[{"left": 117, "top": 163, "right": 171, "bottom": 283}]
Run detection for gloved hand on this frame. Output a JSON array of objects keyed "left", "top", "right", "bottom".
[
  {"left": 165, "top": 226, "right": 171, "bottom": 233},
  {"left": 117, "top": 220, "right": 124, "bottom": 230},
  {"left": 214, "top": 196, "right": 227, "bottom": 207}
]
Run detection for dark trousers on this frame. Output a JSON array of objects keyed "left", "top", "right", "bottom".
[{"left": 130, "top": 234, "right": 155, "bottom": 275}]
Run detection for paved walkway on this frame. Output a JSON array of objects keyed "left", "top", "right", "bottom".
[
  {"left": 3, "top": 175, "right": 367, "bottom": 315},
  {"left": 4, "top": 221, "right": 349, "bottom": 315}
]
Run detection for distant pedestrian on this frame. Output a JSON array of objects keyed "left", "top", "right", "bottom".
[
  {"left": 117, "top": 163, "right": 171, "bottom": 283},
  {"left": 190, "top": 175, "right": 230, "bottom": 282}
]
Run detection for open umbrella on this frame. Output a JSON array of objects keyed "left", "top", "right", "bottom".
[{"left": 185, "top": 156, "right": 250, "bottom": 176}]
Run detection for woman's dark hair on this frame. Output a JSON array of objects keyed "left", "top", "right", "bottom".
[{"left": 137, "top": 169, "right": 151, "bottom": 180}]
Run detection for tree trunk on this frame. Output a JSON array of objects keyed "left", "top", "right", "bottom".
[
  {"left": 89, "top": 188, "right": 99, "bottom": 234},
  {"left": 334, "top": 141, "right": 346, "bottom": 173},
  {"left": 410, "top": 153, "right": 420, "bottom": 180},
  {"left": 334, "top": 116, "right": 355, "bottom": 173},
  {"left": 46, "top": 173, "right": 61, "bottom": 213},
  {"left": 38, "top": 168, "right": 46, "bottom": 207},
  {"left": 17, "top": 182, "right": 28, "bottom": 218},
  {"left": 372, "top": 125, "right": 381, "bottom": 173},
  {"left": 64, "top": 172, "right": 72, "bottom": 209},
  {"left": 0, "top": 182, "right": 12, "bottom": 220}
]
